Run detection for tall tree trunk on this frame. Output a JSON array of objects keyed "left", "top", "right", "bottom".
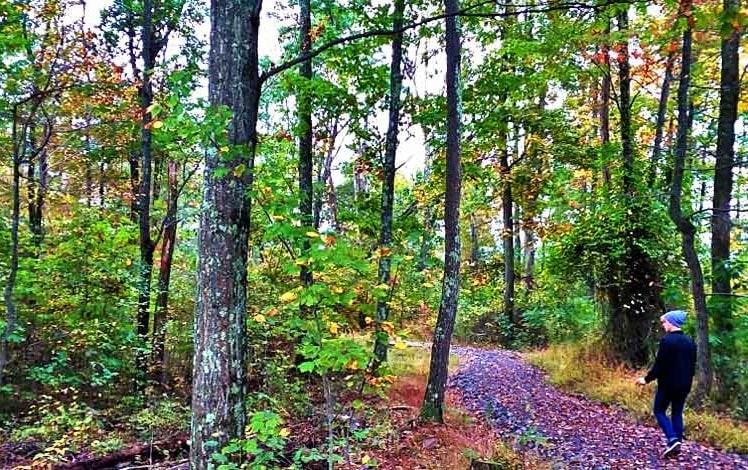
[
  {"left": 298, "top": 0, "right": 313, "bottom": 288},
  {"left": 152, "top": 161, "right": 179, "bottom": 384},
  {"left": 191, "top": 0, "right": 261, "bottom": 466},
  {"left": 514, "top": 201, "right": 521, "bottom": 275},
  {"left": 667, "top": 7, "right": 712, "bottom": 402},
  {"left": 314, "top": 119, "right": 338, "bottom": 230},
  {"left": 469, "top": 215, "right": 479, "bottom": 264},
  {"left": 0, "top": 116, "right": 21, "bottom": 387},
  {"left": 500, "top": 148, "right": 515, "bottom": 325},
  {"left": 600, "top": 17, "right": 611, "bottom": 186},
  {"left": 711, "top": 0, "right": 740, "bottom": 395},
  {"left": 128, "top": 153, "right": 139, "bottom": 223},
  {"left": 372, "top": 0, "right": 405, "bottom": 371},
  {"left": 421, "top": 0, "right": 461, "bottom": 423},
  {"left": 617, "top": 10, "right": 633, "bottom": 195},
  {"left": 606, "top": 8, "right": 664, "bottom": 365},
  {"left": 650, "top": 51, "right": 675, "bottom": 187},
  {"left": 135, "top": 0, "right": 156, "bottom": 388}
]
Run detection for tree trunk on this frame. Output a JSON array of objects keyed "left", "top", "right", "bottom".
[
  {"left": 134, "top": 0, "right": 156, "bottom": 389},
  {"left": 711, "top": 0, "right": 740, "bottom": 395},
  {"left": 152, "top": 160, "right": 179, "bottom": 385},
  {"left": 315, "top": 118, "right": 338, "bottom": 230},
  {"left": 372, "top": 0, "right": 405, "bottom": 371},
  {"left": 191, "top": 0, "right": 261, "bottom": 466},
  {"left": 667, "top": 7, "right": 712, "bottom": 402},
  {"left": 469, "top": 215, "right": 479, "bottom": 264},
  {"left": 606, "top": 8, "right": 664, "bottom": 366},
  {"left": 600, "top": 17, "right": 611, "bottom": 186},
  {"left": 128, "top": 153, "right": 139, "bottom": 223},
  {"left": 421, "top": 0, "right": 461, "bottom": 423},
  {"left": 0, "top": 118, "right": 21, "bottom": 387},
  {"left": 500, "top": 148, "right": 515, "bottom": 325},
  {"left": 617, "top": 10, "right": 633, "bottom": 195},
  {"left": 298, "top": 0, "right": 314, "bottom": 288},
  {"left": 650, "top": 51, "right": 675, "bottom": 187},
  {"left": 514, "top": 201, "right": 521, "bottom": 276}
]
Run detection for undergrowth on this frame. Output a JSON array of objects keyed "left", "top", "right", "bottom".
[{"left": 526, "top": 342, "right": 748, "bottom": 453}]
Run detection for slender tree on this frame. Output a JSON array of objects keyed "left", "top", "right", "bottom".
[
  {"left": 372, "top": 0, "right": 406, "bottom": 370},
  {"left": 298, "top": 0, "right": 314, "bottom": 288},
  {"left": 667, "top": 0, "right": 711, "bottom": 402},
  {"left": 650, "top": 49, "right": 676, "bottom": 186},
  {"left": 711, "top": 0, "right": 740, "bottom": 394},
  {"left": 421, "top": 0, "right": 461, "bottom": 423},
  {"left": 135, "top": 0, "right": 156, "bottom": 388},
  {"left": 151, "top": 160, "right": 180, "bottom": 384}
]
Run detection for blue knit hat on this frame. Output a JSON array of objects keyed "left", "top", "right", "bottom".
[{"left": 663, "top": 310, "right": 687, "bottom": 328}]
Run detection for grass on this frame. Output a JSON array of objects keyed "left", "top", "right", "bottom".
[{"left": 526, "top": 341, "right": 748, "bottom": 454}]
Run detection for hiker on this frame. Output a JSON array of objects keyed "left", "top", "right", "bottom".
[{"left": 635, "top": 310, "right": 697, "bottom": 458}]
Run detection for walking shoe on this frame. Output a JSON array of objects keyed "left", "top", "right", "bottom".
[{"left": 663, "top": 439, "right": 681, "bottom": 458}]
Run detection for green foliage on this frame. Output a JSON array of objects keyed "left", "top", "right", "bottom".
[
  {"left": 11, "top": 397, "right": 103, "bottom": 462},
  {"left": 212, "top": 411, "right": 289, "bottom": 470}
]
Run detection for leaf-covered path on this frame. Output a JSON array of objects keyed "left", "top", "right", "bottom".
[{"left": 447, "top": 346, "right": 748, "bottom": 469}]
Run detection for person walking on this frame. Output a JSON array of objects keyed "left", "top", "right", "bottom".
[{"left": 636, "top": 310, "right": 697, "bottom": 458}]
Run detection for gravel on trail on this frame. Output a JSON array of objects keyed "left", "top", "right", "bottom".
[{"left": 447, "top": 346, "right": 748, "bottom": 470}]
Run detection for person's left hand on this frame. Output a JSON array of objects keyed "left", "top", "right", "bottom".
[{"left": 635, "top": 377, "right": 647, "bottom": 386}]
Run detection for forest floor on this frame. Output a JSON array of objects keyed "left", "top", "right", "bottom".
[
  {"left": 4, "top": 343, "right": 748, "bottom": 469},
  {"left": 448, "top": 344, "right": 748, "bottom": 470}
]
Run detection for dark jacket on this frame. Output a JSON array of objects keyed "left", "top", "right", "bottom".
[{"left": 645, "top": 331, "right": 697, "bottom": 393}]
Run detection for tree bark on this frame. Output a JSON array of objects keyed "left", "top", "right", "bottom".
[
  {"left": 298, "top": 0, "right": 314, "bottom": 288},
  {"left": 372, "top": 0, "right": 405, "bottom": 371},
  {"left": 191, "top": 0, "right": 261, "bottom": 466},
  {"left": 650, "top": 51, "right": 675, "bottom": 187},
  {"left": 500, "top": 147, "right": 515, "bottom": 325},
  {"left": 469, "top": 215, "right": 479, "bottom": 264},
  {"left": 667, "top": 5, "right": 712, "bottom": 402},
  {"left": 135, "top": 0, "right": 156, "bottom": 388},
  {"left": 711, "top": 0, "right": 740, "bottom": 394},
  {"left": 0, "top": 114, "right": 21, "bottom": 388},
  {"left": 617, "top": 10, "right": 633, "bottom": 194},
  {"left": 421, "top": 0, "right": 461, "bottom": 423},
  {"left": 600, "top": 17, "right": 611, "bottom": 186},
  {"left": 152, "top": 160, "right": 179, "bottom": 384}
]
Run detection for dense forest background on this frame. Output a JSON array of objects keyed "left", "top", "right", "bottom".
[{"left": 1, "top": 0, "right": 748, "bottom": 468}]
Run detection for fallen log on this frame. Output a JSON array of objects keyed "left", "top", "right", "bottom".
[{"left": 56, "top": 434, "right": 188, "bottom": 470}]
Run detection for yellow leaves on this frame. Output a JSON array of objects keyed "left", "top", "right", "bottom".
[
  {"left": 220, "top": 146, "right": 230, "bottom": 153},
  {"left": 403, "top": 255, "right": 414, "bottom": 261},
  {"left": 328, "top": 322, "right": 339, "bottom": 335},
  {"left": 305, "top": 231, "right": 320, "bottom": 238},
  {"left": 271, "top": 215, "right": 285, "bottom": 222},
  {"left": 394, "top": 340, "right": 407, "bottom": 350},
  {"left": 380, "top": 321, "right": 395, "bottom": 335},
  {"left": 331, "top": 285, "right": 344, "bottom": 294},
  {"left": 279, "top": 428, "right": 291, "bottom": 438},
  {"left": 322, "top": 234, "right": 336, "bottom": 246},
  {"left": 151, "top": 120, "right": 163, "bottom": 129},
  {"left": 361, "top": 454, "right": 371, "bottom": 465},
  {"left": 280, "top": 290, "right": 298, "bottom": 303},
  {"left": 233, "top": 163, "right": 246, "bottom": 178},
  {"left": 422, "top": 281, "right": 435, "bottom": 289},
  {"left": 375, "top": 246, "right": 392, "bottom": 257},
  {"left": 345, "top": 359, "right": 360, "bottom": 370},
  {"left": 253, "top": 314, "right": 266, "bottom": 324}
]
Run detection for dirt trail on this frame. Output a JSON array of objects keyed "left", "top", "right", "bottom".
[{"left": 447, "top": 345, "right": 748, "bottom": 470}]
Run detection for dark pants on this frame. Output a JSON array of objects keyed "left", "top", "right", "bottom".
[{"left": 653, "top": 387, "right": 688, "bottom": 443}]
